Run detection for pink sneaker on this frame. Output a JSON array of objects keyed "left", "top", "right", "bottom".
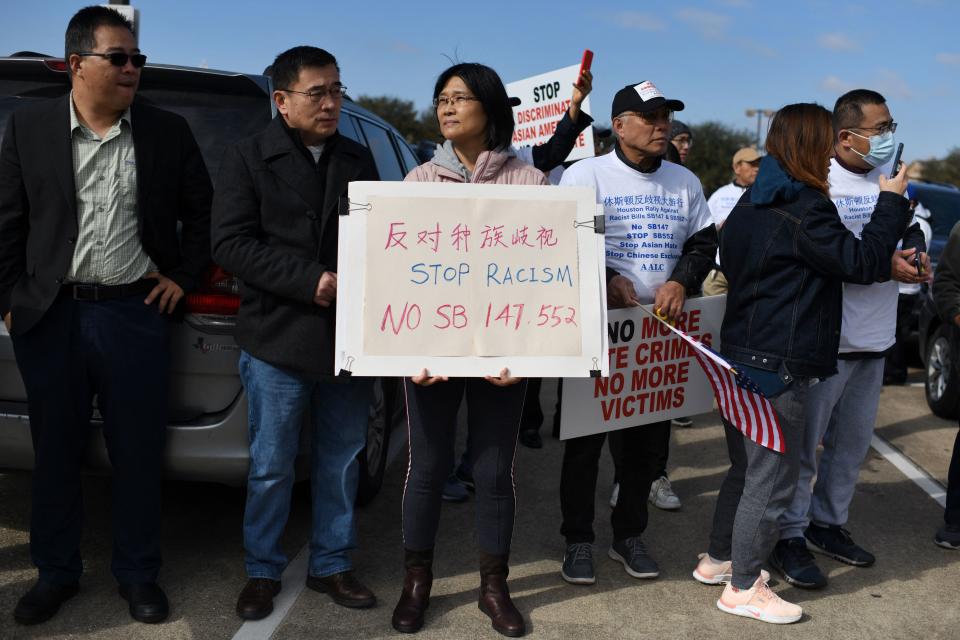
[
  {"left": 717, "top": 576, "right": 802, "bottom": 624},
  {"left": 692, "top": 553, "right": 769, "bottom": 585}
]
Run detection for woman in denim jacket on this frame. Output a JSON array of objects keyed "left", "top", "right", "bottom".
[{"left": 699, "top": 103, "right": 911, "bottom": 624}]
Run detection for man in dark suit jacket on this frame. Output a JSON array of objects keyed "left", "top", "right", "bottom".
[
  {"left": 0, "top": 7, "right": 211, "bottom": 626},
  {"left": 211, "top": 46, "right": 379, "bottom": 621}
]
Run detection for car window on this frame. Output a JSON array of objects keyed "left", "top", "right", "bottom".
[
  {"left": 396, "top": 137, "right": 420, "bottom": 174},
  {"left": 916, "top": 188, "right": 960, "bottom": 238},
  {"left": 338, "top": 114, "right": 363, "bottom": 144},
  {"left": 135, "top": 88, "right": 271, "bottom": 184},
  {"left": 357, "top": 119, "right": 403, "bottom": 181},
  {"left": 0, "top": 83, "right": 71, "bottom": 146}
]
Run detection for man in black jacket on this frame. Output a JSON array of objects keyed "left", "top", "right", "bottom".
[
  {"left": 211, "top": 46, "right": 379, "bottom": 621},
  {"left": 0, "top": 6, "right": 212, "bottom": 626},
  {"left": 933, "top": 222, "right": 960, "bottom": 550}
]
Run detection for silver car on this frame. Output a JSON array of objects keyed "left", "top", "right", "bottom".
[{"left": 0, "top": 54, "right": 414, "bottom": 503}]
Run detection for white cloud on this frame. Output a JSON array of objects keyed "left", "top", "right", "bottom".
[
  {"left": 736, "top": 38, "right": 778, "bottom": 58},
  {"left": 936, "top": 52, "right": 960, "bottom": 65},
  {"left": 715, "top": 0, "right": 751, "bottom": 7},
  {"left": 821, "top": 75, "right": 852, "bottom": 93},
  {"left": 820, "top": 70, "right": 913, "bottom": 100},
  {"left": 818, "top": 32, "right": 859, "bottom": 51},
  {"left": 676, "top": 8, "right": 730, "bottom": 39},
  {"left": 672, "top": 8, "right": 776, "bottom": 57},
  {"left": 609, "top": 11, "right": 666, "bottom": 31},
  {"left": 876, "top": 69, "right": 912, "bottom": 99}
]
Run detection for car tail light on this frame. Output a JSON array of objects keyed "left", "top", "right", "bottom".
[
  {"left": 43, "top": 59, "right": 68, "bottom": 72},
  {"left": 185, "top": 266, "right": 240, "bottom": 315}
]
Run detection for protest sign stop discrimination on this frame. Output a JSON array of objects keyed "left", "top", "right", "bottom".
[
  {"left": 507, "top": 64, "right": 595, "bottom": 163},
  {"left": 560, "top": 295, "right": 725, "bottom": 439}
]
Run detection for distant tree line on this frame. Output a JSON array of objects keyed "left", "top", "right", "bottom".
[
  {"left": 921, "top": 149, "right": 960, "bottom": 187},
  {"left": 354, "top": 95, "right": 440, "bottom": 145}
]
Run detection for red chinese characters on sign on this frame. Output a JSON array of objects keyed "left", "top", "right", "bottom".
[
  {"left": 417, "top": 223, "right": 442, "bottom": 253},
  {"left": 481, "top": 225, "right": 507, "bottom": 249},
  {"left": 385, "top": 223, "right": 561, "bottom": 253}
]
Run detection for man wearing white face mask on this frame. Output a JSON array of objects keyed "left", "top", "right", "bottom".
[{"left": 770, "top": 89, "right": 931, "bottom": 589}]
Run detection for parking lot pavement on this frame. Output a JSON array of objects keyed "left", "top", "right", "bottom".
[{"left": 1, "top": 376, "right": 958, "bottom": 640}]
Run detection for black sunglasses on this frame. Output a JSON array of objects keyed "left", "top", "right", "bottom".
[{"left": 77, "top": 52, "right": 147, "bottom": 68}]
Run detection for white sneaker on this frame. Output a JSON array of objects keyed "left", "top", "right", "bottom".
[
  {"left": 693, "top": 553, "right": 770, "bottom": 585},
  {"left": 672, "top": 417, "right": 693, "bottom": 427},
  {"left": 609, "top": 483, "right": 620, "bottom": 509},
  {"left": 717, "top": 576, "right": 802, "bottom": 624},
  {"left": 648, "top": 476, "right": 681, "bottom": 510}
]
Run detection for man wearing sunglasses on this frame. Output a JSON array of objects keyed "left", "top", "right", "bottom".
[{"left": 0, "top": 6, "right": 212, "bottom": 626}]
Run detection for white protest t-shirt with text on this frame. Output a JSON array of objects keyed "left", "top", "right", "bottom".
[
  {"left": 707, "top": 182, "right": 747, "bottom": 228},
  {"left": 828, "top": 158, "right": 900, "bottom": 353},
  {"left": 560, "top": 153, "right": 712, "bottom": 304}
]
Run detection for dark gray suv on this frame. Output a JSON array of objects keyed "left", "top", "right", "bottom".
[{"left": 0, "top": 54, "right": 414, "bottom": 503}]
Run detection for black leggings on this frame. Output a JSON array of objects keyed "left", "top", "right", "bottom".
[
  {"left": 402, "top": 378, "right": 526, "bottom": 555},
  {"left": 947, "top": 423, "right": 960, "bottom": 527}
]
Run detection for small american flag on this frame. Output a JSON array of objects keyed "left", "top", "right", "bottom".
[{"left": 641, "top": 307, "right": 784, "bottom": 453}]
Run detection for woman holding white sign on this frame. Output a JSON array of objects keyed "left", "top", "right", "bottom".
[{"left": 390, "top": 62, "right": 547, "bottom": 638}]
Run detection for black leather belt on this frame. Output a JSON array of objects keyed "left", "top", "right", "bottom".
[{"left": 62, "top": 279, "right": 156, "bottom": 301}]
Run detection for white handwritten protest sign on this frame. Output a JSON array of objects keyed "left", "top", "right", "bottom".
[
  {"left": 507, "top": 64, "right": 595, "bottom": 162},
  {"left": 560, "top": 295, "right": 725, "bottom": 439},
  {"left": 336, "top": 181, "right": 608, "bottom": 378}
]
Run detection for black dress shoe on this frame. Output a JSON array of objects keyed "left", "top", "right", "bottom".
[
  {"left": 236, "top": 578, "right": 281, "bottom": 620},
  {"left": 14, "top": 580, "right": 80, "bottom": 625},
  {"left": 306, "top": 571, "right": 376, "bottom": 608},
  {"left": 118, "top": 582, "right": 169, "bottom": 624}
]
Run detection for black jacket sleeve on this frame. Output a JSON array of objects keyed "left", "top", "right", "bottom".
[
  {"left": 901, "top": 221, "right": 927, "bottom": 254},
  {"left": 933, "top": 222, "right": 960, "bottom": 323},
  {"left": 165, "top": 116, "right": 213, "bottom": 293},
  {"left": 0, "top": 114, "right": 27, "bottom": 318},
  {"left": 797, "top": 190, "right": 910, "bottom": 285},
  {"left": 531, "top": 110, "right": 594, "bottom": 172},
  {"left": 211, "top": 143, "right": 326, "bottom": 304},
  {"left": 669, "top": 223, "right": 718, "bottom": 292}
]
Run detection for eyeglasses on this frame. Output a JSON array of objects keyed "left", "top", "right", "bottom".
[
  {"left": 280, "top": 85, "right": 348, "bottom": 102},
  {"left": 620, "top": 109, "right": 674, "bottom": 125},
  {"left": 76, "top": 52, "right": 147, "bottom": 68},
  {"left": 433, "top": 95, "right": 481, "bottom": 109},
  {"left": 853, "top": 121, "right": 897, "bottom": 135}
]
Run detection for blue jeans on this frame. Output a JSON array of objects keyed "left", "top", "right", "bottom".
[
  {"left": 779, "top": 358, "right": 884, "bottom": 540},
  {"left": 729, "top": 379, "right": 810, "bottom": 589},
  {"left": 13, "top": 293, "right": 168, "bottom": 585},
  {"left": 239, "top": 351, "right": 373, "bottom": 580}
]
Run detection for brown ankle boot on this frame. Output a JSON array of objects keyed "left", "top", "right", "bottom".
[
  {"left": 392, "top": 549, "right": 433, "bottom": 634},
  {"left": 478, "top": 552, "right": 525, "bottom": 637}
]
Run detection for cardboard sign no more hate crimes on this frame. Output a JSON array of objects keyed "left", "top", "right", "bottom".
[{"left": 560, "top": 295, "right": 725, "bottom": 439}]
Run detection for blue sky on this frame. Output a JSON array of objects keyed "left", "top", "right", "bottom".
[{"left": 4, "top": 0, "right": 959, "bottom": 160}]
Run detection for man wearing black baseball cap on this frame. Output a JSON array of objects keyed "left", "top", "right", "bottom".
[{"left": 556, "top": 81, "right": 716, "bottom": 586}]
